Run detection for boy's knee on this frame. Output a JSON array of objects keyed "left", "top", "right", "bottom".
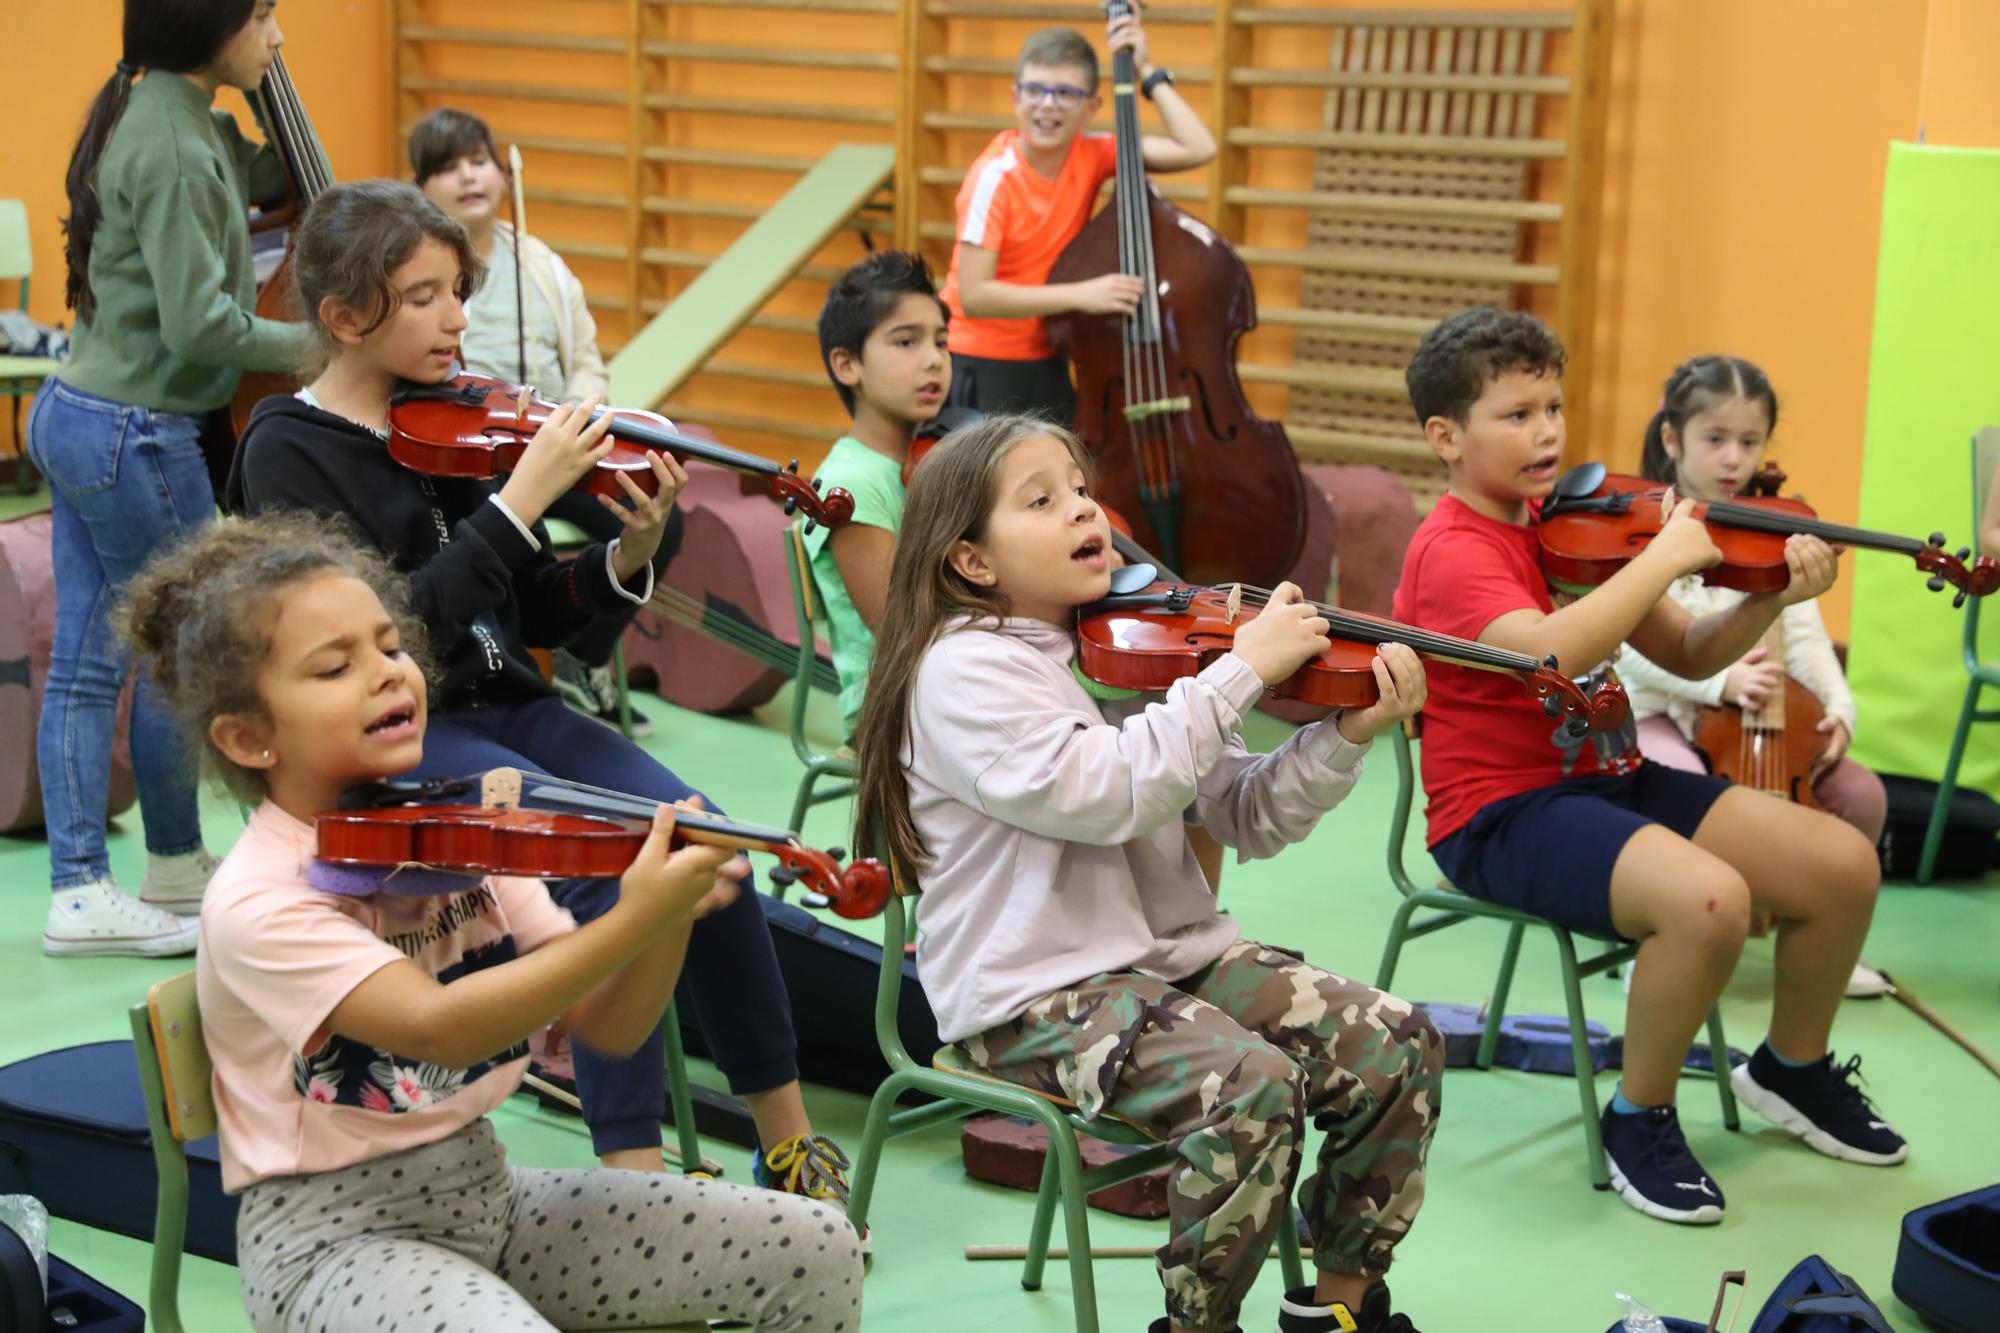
[{"left": 1667, "top": 869, "right": 1752, "bottom": 956}]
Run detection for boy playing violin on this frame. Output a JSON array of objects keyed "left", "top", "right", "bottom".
[
  {"left": 938, "top": 7, "right": 1214, "bottom": 422},
  {"left": 1391, "top": 308, "right": 1905, "bottom": 1225}
]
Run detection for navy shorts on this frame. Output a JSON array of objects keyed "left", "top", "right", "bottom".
[{"left": 1430, "top": 762, "right": 1732, "bottom": 940}]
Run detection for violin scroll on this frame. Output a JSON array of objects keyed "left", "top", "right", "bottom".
[
  {"left": 768, "top": 467, "right": 855, "bottom": 534},
  {"left": 765, "top": 844, "right": 890, "bottom": 920},
  {"left": 1915, "top": 535, "right": 2000, "bottom": 607},
  {"left": 1526, "top": 656, "right": 1624, "bottom": 738}
]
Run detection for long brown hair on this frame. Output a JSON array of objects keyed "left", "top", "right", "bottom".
[
  {"left": 851, "top": 414, "right": 1093, "bottom": 876},
  {"left": 61, "top": 0, "right": 257, "bottom": 322}
]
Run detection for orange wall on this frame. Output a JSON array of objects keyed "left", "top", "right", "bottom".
[{"left": 8, "top": 1, "right": 1998, "bottom": 636}]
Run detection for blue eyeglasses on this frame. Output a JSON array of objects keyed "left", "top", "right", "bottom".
[{"left": 1014, "top": 81, "right": 1091, "bottom": 110}]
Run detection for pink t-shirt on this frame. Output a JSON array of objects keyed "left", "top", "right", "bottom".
[{"left": 197, "top": 801, "right": 577, "bottom": 1192}]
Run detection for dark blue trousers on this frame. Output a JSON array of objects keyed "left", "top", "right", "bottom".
[{"left": 413, "top": 696, "right": 798, "bottom": 1153}]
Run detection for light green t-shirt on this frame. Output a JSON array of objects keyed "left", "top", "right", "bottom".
[{"left": 803, "top": 437, "right": 907, "bottom": 737}]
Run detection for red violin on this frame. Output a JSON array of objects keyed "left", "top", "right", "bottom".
[
  {"left": 388, "top": 372, "right": 855, "bottom": 531},
  {"left": 1076, "top": 566, "right": 1629, "bottom": 734},
  {"left": 315, "top": 767, "right": 889, "bottom": 920},
  {"left": 1540, "top": 463, "right": 2000, "bottom": 606}
]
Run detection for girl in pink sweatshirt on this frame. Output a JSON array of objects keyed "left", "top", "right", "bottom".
[{"left": 852, "top": 416, "right": 1444, "bottom": 1333}]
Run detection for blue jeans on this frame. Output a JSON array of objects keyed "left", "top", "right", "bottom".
[
  {"left": 25, "top": 379, "right": 213, "bottom": 889},
  {"left": 412, "top": 697, "right": 800, "bottom": 1155}
]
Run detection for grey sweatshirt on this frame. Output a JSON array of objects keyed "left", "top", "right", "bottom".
[{"left": 905, "top": 616, "right": 1370, "bottom": 1042}]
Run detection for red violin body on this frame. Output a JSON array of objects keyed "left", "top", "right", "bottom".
[
  {"left": 1075, "top": 578, "right": 1628, "bottom": 733},
  {"left": 1540, "top": 466, "right": 2000, "bottom": 603},
  {"left": 316, "top": 770, "right": 890, "bottom": 919},
  {"left": 387, "top": 372, "right": 855, "bottom": 530}
]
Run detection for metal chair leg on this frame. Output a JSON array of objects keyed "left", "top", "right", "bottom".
[
  {"left": 1918, "top": 675, "right": 1983, "bottom": 882},
  {"left": 1374, "top": 896, "right": 1422, "bottom": 990},
  {"left": 1019, "top": 1145, "right": 1062, "bottom": 1291},
  {"left": 1551, "top": 928, "right": 1610, "bottom": 1188},
  {"left": 1707, "top": 1006, "right": 1740, "bottom": 1129},
  {"left": 1476, "top": 922, "right": 1526, "bottom": 1069},
  {"left": 663, "top": 1004, "right": 704, "bottom": 1174}
]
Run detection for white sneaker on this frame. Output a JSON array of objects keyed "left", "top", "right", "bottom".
[
  {"left": 140, "top": 848, "right": 220, "bottom": 916},
  {"left": 1845, "top": 962, "right": 1890, "bottom": 999},
  {"left": 44, "top": 881, "right": 200, "bottom": 957}
]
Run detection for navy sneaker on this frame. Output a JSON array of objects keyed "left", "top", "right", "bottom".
[
  {"left": 1146, "top": 1322, "right": 1240, "bottom": 1333},
  {"left": 1601, "top": 1104, "right": 1725, "bottom": 1224},
  {"left": 1277, "top": 1282, "right": 1418, "bottom": 1332},
  {"left": 1731, "top": 1046, "right": 1908, "bottom": 1165}
]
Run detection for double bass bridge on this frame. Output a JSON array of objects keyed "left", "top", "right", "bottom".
[{"left": 1122, "top": 396, "right": 1192, "bottom": 422}]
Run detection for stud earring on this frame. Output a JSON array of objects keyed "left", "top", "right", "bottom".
[{"left": 260, "top": 750, "right": 272, "bottom": 762}]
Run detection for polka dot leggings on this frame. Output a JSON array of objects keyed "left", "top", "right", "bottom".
[{"left": 235, "top": 1118, "right": 862, "bottom": 1332}]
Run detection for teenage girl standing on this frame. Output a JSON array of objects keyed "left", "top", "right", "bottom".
[{"left": 33, "top": 0, "right": 308, "bottom": 957}]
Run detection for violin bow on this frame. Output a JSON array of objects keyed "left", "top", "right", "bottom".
[
  {"left": 1874, "top": 967, "right": 2000, "bottom": 1082},
  {"left": 508, "top": 143, "right": 527, "bottom": 386}
]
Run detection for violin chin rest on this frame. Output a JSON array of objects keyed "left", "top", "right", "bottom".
[{"left": 308, "top": 860, "right": 486, "bottom": 898}]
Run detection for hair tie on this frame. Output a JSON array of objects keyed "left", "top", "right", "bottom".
[{"left": 115, "top": 60, "right": 137, "bottom": 77}]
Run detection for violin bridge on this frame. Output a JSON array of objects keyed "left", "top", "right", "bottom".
[
  {"left": 1121, "top": 397, "right": 1192, "bottom": 422},
  {"left": 1225, "top": 583, "right": 1243, "bottom": 625},
  {"left": 481, "top": 768, "right": 526, "bottom": 810}
]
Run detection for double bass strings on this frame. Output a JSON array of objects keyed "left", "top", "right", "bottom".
[{"left": 1108, "top": 0, "right": 1174, "bottom": 510}]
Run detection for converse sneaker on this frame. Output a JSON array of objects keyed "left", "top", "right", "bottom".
[
  {"left": 44, "top": 881, "right": 201, "bottom": 957},
  {"left": 1600, "top": 1104, "right": 1725, "bottom": 1224},
  {"left": 1277, "top": 1281, "right": 1418, "bottom": 1331},
  {"left": 1731, "top": 1046, "right": 1908, "bottom": 1165},
  {"left": 753, "top": 1132, "right": 868, "bottom": 1255},
  {"left": 139, "top": 847, "right": 220, "bottom": 916}
]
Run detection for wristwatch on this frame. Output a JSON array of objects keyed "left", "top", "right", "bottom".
[{"left": 1140, "top": 67, "right": 1175, "bottom": 100}]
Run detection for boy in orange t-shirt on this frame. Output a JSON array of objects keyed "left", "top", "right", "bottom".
[{"left": 938, "top": 10, "right": 1215, "bottom": 422}]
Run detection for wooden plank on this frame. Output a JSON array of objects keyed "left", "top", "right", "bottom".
[
  {"left": 609, "top": 143, "right": 896, "bottom": 410},
  {"left": 1238, "top": 363, "right": 1408, "bottom": 396},
  {"left": 643, "top": 41, "right": 897, "bottom": 70},
  {"left": 1287, "top": 424, "right": 1440, "bottom": 468},
  {"left": 1234, "top": 8, "right": 1570, "bottom": 30},
  {"left": 926, "top": 2, "right": 1211, "bottom": 22},
  {"left": 923, "top": 55, "right": 1212, "bottom": 83},
  {"left": 1227, "top": 127, "right": 1565, "bottom": 159},
  {"left": 1260, "top": 307, "right": 1438, "bottom": 338},
  {"left": 400, "top": 74, "right": 625, "bottom": 106},
  {"left": 1223, "top": 187, "right": 1561, "bottom": 222},
  {"left": 1237, "top": 245, "right": 1558, "bottom": 284},
  {"left": 641, "top": 93, "right": 896, "bottom": 125},
  {"left": 401, "top": 25, "right": 625, "bottom": 54},
  {"left": 1231, "top": 68, "right": 1568, "bottom": 95},
  {"left": 666, "top": 0, "right": 895, "bottom": 10}
]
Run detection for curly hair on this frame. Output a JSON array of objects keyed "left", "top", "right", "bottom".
[
  {"left": 123, "top": 513, "right": 431, "bottom": 803},
  {"left": 1405, "top": 307, "right": 1566, "bottom": 427}
]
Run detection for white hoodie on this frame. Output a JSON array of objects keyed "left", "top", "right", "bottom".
[{"left": 905, "top": 616, "right": 1370, "bottom": 1042}]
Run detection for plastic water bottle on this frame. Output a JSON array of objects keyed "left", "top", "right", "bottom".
[
  {"left": 1616, "top": 1292, "right": 1668, "bottom": 1332},
  {"left": 0, "top": 1194, "right": 49, "bottom": 1300}
]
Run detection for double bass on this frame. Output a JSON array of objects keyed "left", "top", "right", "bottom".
[
  {"left": 1045, "top": 0, "right": 1307, "bottom": 590},
  {"left": 220, "top": 52, "right": 333, "bottom": 488}
]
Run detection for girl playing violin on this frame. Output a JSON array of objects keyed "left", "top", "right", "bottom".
[
  {"left": 851, "top": 415, "right": 1441, "bottom": 1333},
  {"left": 1619, "top": 357, "right": 1888, "bottom": 995},
  {"left": 225, "top": 180, "right": 859, "bottom": 1210},
  {"left": 122, "top": 512, "right": 861, "bottom": 1333},
  {"left": 33, "top": 0, "right": 309, "bottom": 958}
]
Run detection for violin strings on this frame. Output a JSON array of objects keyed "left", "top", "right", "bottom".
[
  {"left": 1216, "top": 583, "right": 1543, "bottom": 672},
  {"left": 1695, "top": 497, "right": 1924, "bottom": 555}
]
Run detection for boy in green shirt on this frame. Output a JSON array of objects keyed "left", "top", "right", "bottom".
[{"left": 806, "top": 252, "right": 952, "bottom": 738}]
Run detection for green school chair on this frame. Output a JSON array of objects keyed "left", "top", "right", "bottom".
[
  {"left": 781, "top": 521, "right": 854, "bottom": 842},
  {"left": 1918, "top": 427, "right": 2000, "bottom": 882},
  {"left": 845, "top": 864, "right": 1307, "bottom": 1333},
  {"left": 1374, "top": 722, "right": 1739, "bottom": 1189},
  {"left": 130, "top": 973, "right": 708, "bottom": 1333},
  {"left": 0, "top": 198, "right": 57, "bottom": 492},
  {"left": 542, "top": 515, "right": 635, "bottom": 739}
]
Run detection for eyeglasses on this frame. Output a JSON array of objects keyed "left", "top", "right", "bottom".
[{"left": 1014, "top": 81, "right": 1091, "bottom": 110}]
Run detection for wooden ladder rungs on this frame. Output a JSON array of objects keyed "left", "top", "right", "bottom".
[
  {"left": 400, "top": 74, "right": 624, "bottom": 107},
  {"left": 1231, "top": 69, "right": 1571, "bottom": 96},
  {"left": 641, "top": 93, "right": 895, "bottom": 126},
  {"left": 399, "top": 25, "right": 625, "bottom": 55},
  {"left": 1259, "top": 308, "right": 1439, "bottom": 339},
  {"left": 920, "top": 55, "right": 1212, "bottom": 84},
  {"left": 925, "top": 1, "right": 1211, "bottom": 22},
  {"left": 1237, "top": 245, "right": 1559, "bottom": 286},
  {"left": 1226, "top": 127, "right": 1567, "bottom": 160},
  {"left": 1224, "top": 188, "right": 1562, "bottom": 224},
  {"left": 1230, "top": 8, "right": 1572, "bottom": 31},
  {"left": 642, "top": 41, "right": 897, "bottom": 72},
  {"left": 1238, "top": 364, "right": 1411, "bottom": 397}
]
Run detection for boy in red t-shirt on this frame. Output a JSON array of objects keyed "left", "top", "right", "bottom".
[
  {"left": 1392, "top": 308, "right": 1905, "bottom": 1225},
  {"left": 937, "top": 12, "right": 1214, "bottom": 422}
]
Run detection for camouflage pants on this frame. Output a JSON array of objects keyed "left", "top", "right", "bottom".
[{"left": 961, "top": 938, "right": 1443, "bottom": 1333}]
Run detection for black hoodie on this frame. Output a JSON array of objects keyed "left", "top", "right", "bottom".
[{"left": 226, "top": 394, "right": 647, "bottom": 710}]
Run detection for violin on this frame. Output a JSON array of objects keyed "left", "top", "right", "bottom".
[
  {"left": 313, "top": 767, "right": 890, "bottom": 919},
  {"left": 1076, "top": 565, "right": 1629, "bottom": 735},
  {"left": 1043, "top": 0, "right": 1308, "bottom": 590},
  {"left": 388, "top": 372, "right": 855, "bottom": 531},
  {"left": 1541, "top": 462, "right": 1999, "bottom": 605}
]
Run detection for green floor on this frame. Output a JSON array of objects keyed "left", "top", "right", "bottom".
[{"left": 3, "top": 483, "right": 1997, "bottom": 1331}]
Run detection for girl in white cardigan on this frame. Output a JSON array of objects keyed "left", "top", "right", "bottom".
[{"left": 851, "top": 415, "right": 1441, "bottom": 1333}]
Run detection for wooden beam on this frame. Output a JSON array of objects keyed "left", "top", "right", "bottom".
[
  {"left": 1236, "top": 245, "right": 1559, "bottom": 285},
  {"left": 642, "top": 41, "right": 897, "bottom": 71},
  {"left": 1226, "top": 127, "right": 1565, "bottom": 159},
  {"left": 640, "top": 93, "right": 895, "bottom": 126},
  {"left": 1233, "top": 8, "right": 1571, "bottom": 30},
  {"left": 1222, "top": 187, "right": 1562, "bottom": 223}
]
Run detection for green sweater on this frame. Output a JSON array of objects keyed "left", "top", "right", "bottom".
[{"left": 59, "top": 72, "right": 309, "bottom": 414}]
